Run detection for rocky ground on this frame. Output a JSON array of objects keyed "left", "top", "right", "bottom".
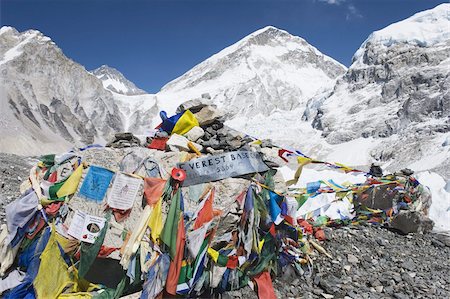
[
  {"left": 1, "top": 153, "right": 449, "bottom": 299},
  {"left": 0, "top": 153, "right": 37, "bottom": 224},
  {"left": 273, "top": 225, "right": 450, "bottom": 299}
]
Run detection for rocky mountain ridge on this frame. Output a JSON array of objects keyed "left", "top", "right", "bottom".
[
  {"left": 0, "top": 26, "right": 124, "bottom": 155},
  {"left": 312, "top": 3, "right": 450, "bottom": 177}
]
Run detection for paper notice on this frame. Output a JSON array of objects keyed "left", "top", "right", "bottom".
[
  {"left": 107, "top": 173, "right": 142, "bottom": 210},
  {"left": 68, "top": 210, "right": 106, "bottom": 244}
]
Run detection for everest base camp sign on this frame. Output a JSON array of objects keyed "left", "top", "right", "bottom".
[{"left": 177, "top": 150, "right": 269, "bottom": 186}]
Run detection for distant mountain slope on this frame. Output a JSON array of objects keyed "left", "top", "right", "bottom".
[
  {"left": 92, "top": 65, "right": 147, "bottom": 96},
  {"left": 0, "top": 27, "right": 124, "bottom": 155}
]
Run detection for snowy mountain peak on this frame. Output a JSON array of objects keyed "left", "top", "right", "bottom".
[
  {"left": 0, "top": 26, "right": 54, "bottom": 66},
  {"left": 92, "top": 64, "right": 147, "bottom": 96},
  {"left": 353, "top": 3, "right": 450, "bottom": 64},
  {"left": 0, "top": 26, "right": 17, "bottom": 35},
  {"left": 246, "top": 25, "right": 291, "bottom": 41},
  {"left": 158, "top": 26, "right": 347, "bottom": 118},
  {"left": 201, "top": 25, "right": 342, "bottom": 68}
]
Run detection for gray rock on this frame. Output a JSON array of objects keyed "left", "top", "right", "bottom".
[
  {"left": 431, "top": 239, "right": 445, "bottom": 247},
  {"left": 347, "top": 254, "right": 359, "bottom": 264},
  {"left": 176, "top": 98, "right": 210, "bottom": 114},
  {"left": 401, "top": 259, "right": 416, "bottom": 271},
  {"left": 195, "top": 106, "right": 224, "bottom": 126},
  {"left": 394, "top": 293, "right": 410, "bottom": 299},
  {"left": 390, "top": 210, "right": 434, "bottom": 234},
  {"left": 376, "top": 237, "right": 388, "bottom": 246},
  {"left": 319, "top": 275, "right": 341, "bottom": 294}
]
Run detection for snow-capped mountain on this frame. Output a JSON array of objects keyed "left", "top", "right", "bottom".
[
  {"left": 92, "top": 65, "right": 147, "bottom": 96},
  {"left": 0, "top": 25, "right": 346, "bottom": 153},
  {"left": 156, "top": 26, "right": 347, "bottom": 118},
  {"left": 313, "top": 3, "right": 450, "bottom": 177},
  {"left": 318, "top": 3, "right": 449, "bottom": 143},
  {"left": 119, "top": 25, "right": 348, "bottom": 135},
  {"left": 0, "top": 27, "right": 124, "bottom": 155}
]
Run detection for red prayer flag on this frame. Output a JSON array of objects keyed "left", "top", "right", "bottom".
[
  {"left": 148, "top": 137, "right": 168, "bottom": 151},
  {"left": 226, "top": 255, "right": 238, "bottom": 269},
  {"left": 193, "top": 188, "right": 215, "bottom": 230},
  {"left": 144, "top": 177, "right": 166, "bottom": 205},
  {"left": 253, "top": 271, "right": 276, "bottom": 299},
  {"left": 48, "top": 171, "right": 58, "bottom": 183},
  {"left": 269, "top": 223, "right": 276, "bottom": 237}
]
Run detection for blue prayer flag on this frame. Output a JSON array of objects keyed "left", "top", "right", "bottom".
[
  {"left": 306, "top": 181, "right": 321, "bottom": 194},
  {"left": 79, "top": 166, "right": 114, "bottom": 202},
  {"left": 244, "top": 186, "right": 254, "bottom": 212},
  {"left": 269, "top": 191, "right": 284, "bottom": 225}
]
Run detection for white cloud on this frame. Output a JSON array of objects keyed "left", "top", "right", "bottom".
[
  {"left": 316, "top": 0, "right": 363, "bottom": 20},
  {"left": 346, "top": 4, "right": 363, "bottom": 20},
  {"left": 319, "top": 0, "right": 346, "bottom": 5}
]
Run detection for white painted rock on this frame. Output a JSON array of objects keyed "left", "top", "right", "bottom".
[
  {"left": 184, "top": 126, "right": 205, "bottom": 142},
  {"left": 166, "top": 134, "right": 203, "bottom": 153}
]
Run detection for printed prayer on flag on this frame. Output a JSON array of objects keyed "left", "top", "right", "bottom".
[{"left": 79, "top": 165, "right": 114, "bottom": 202}]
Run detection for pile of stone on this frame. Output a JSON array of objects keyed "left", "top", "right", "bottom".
[
  {"left": 174, "top": 98, "right": 256, "bottom": 153},
  {"left": 106, "top": 132, "right": 141, "bottom": 148},
  {"left": 104, "top": 98, "right": 276, "bottom": 159}
]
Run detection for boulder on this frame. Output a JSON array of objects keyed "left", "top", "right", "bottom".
[
  {"left": 166, "top": 134, "right": 203, "bottom": 153},
  {"left": 176, "top": 98, "right": 211, "bottom": 114},
  {"left": 184, "top": 126, "right": 205, "bottom": 142},
  {"left": 390, "top": 210, "right": 434, "bottom": 234},
  {"left": 106, "top": 132, "right": 141, "bottom": 148},
  {"left": 355, "top": 183, "right": 399, "bottom": 210},
  {"left": 195, "top": 106, "right": 224, "bottom": 126}
]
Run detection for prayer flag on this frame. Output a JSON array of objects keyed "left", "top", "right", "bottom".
[
  {"left": 57, "top": 164, "right": 83, "bottom": 198},
  {"left": 79, "top": 166, "right": 114, "bottom": 202}
]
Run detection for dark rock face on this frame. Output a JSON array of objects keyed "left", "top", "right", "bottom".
[
  {"left": 321, "top": 41, "right": 450, "bottom": 143},
  {"left": 356, "top": 183, "right": 399, "bottom": 210}
]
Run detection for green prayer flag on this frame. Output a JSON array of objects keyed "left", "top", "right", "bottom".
[
  {"left": 78, "top": 212, "right": 111, "bottom": 278},
  {"left": 48, "top": 179, "right": 67, "bottom": 200},
  {"left": 39, "top": 154, "right": 55, "bottom": 168},
  {"left": 161, "top": 189, "right": 182, "bottom": 259}
]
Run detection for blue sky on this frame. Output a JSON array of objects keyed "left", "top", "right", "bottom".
[{"left": 1, "top": 0, "right": 446, "bottom": 93}]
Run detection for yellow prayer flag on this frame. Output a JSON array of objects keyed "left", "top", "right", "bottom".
[
  {"left": 366, "top": 207, "right": 383, "bottom": 213},
  {"left": 258, "top": 239, "right": 265, "bottom": 253},
  {"left": 172, "top": 110, "right": 199, "bottom": 135},
  {"left": 334, "top": 162, "right": 354, "bottom": 172},
  {"left": 148, "top": 198, "right": 163, "bottom": 243},
  {"left": 34, "top": 225, "right": 73, "bottom": 299},
  {"left": 207, "top": 247, "right": 219, "bottom": 263},
  {"left": 297, "top": 156, "right": 312, "bottom": 165},
  {"left": 57, "top": 165, "right": 83, "bottom": 198}
]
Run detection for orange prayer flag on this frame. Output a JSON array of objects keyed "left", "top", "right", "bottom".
[{"left": 193, "top": 188, "right": 215, "bottom": 230}]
